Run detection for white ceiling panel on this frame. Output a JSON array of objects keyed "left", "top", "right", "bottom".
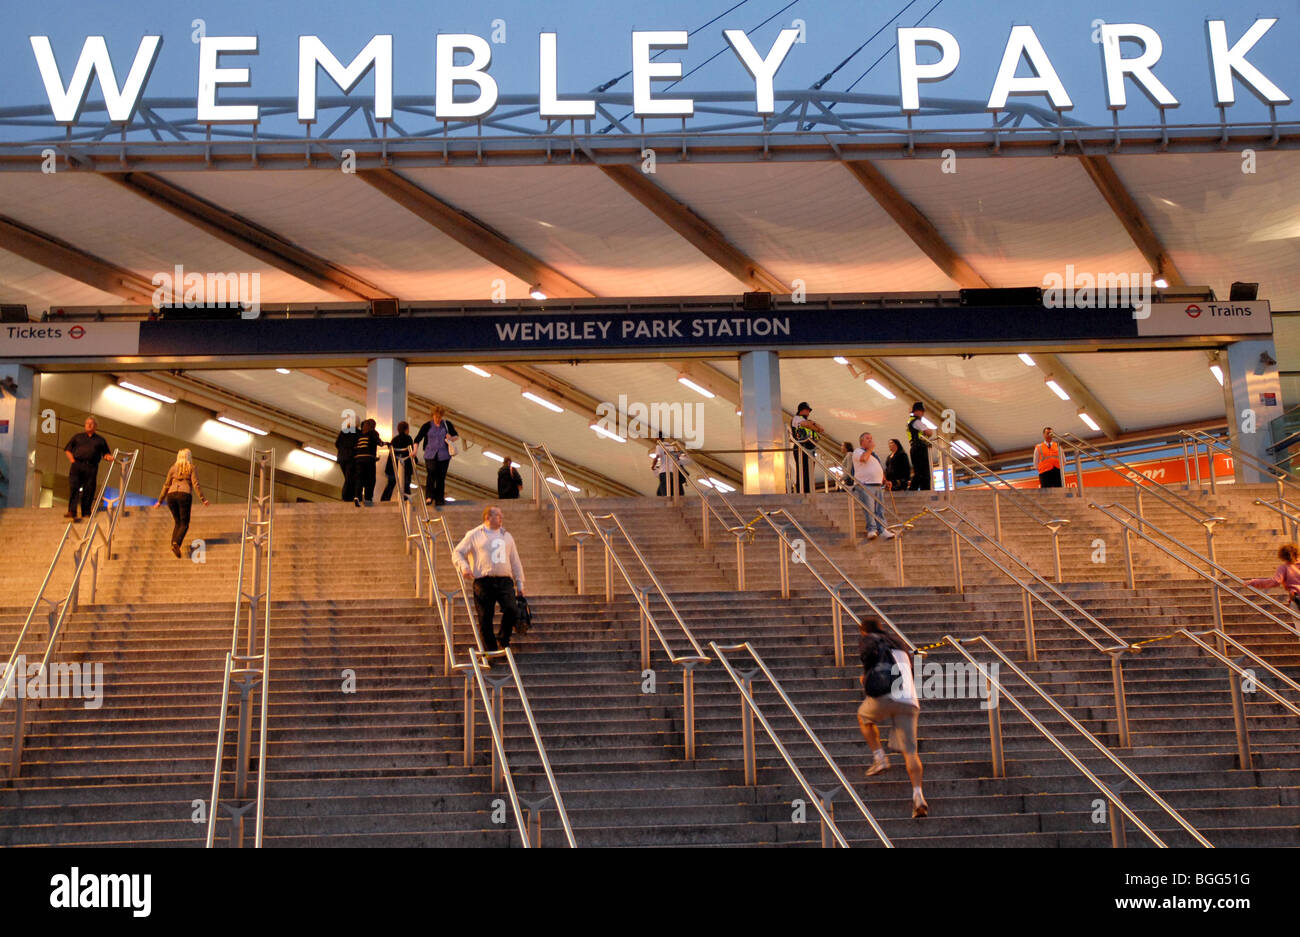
[
  {"left": 399, "top": 165, "right": 744, "bottom": 296},
  {"left": 1056, "top": 350, "right": 1225, "bottom": 432},
  {"left": 875, "top": 157, "right": 1149, "bottom": 290},
  {"left": 651, "top": 161, "right": 955, "bottom": 293},
  {"left": 155, "top": 170, "right": 530, "bottom": 301},
  {"left": 0, "top": 174, "right": 337, "bottom": 305},
  {"left": 1109, "top": 151, "right": 1300, "bottom": 311}
]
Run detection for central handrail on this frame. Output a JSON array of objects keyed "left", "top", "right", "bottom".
[
  {"left": 712, "top": 641, "right": 893, "bottom": 848},
  {"left": 457, "top": 648, "right": 577, "bottom": 848},
  {"left": 1180, "top": 429, "right": 1293, "bottom": 497},
  {"left": 206, "top": 447, "right": 274, "bottom": 848},
  {"left": 1089, "top": 501, "right": 1300, "bottom": 640},
  {"left": 1056, "top": 432, "right": 1221, "bottom": 528},
  {"left": 756, "top": 507, "right": 916, "bottom": 659},
  {"left": 586, "top": 510, "right": 708, "bottom": 759},
  {"left": 940, "top": 634, "right": 1213, "bottom": 848},
  {"left": 523, "top": 442, "right": 593, "bottom": 591},
  {"left": 2, "top": 448, "right": 137, "bottom": 778},
  {"left": 656, "top": 439, "right": 751, "bottom": 588}
]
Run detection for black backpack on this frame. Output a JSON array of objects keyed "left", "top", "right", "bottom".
[{"left": 864, "top": 635, "right": 899, "bottom": 698}]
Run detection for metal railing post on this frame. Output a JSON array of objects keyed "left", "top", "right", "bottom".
[
  {"left": 1121, "top": 525, "right": 1136, "bottom": 590},
  {"left": 1022, "top": 591, "right": 1037, "bottom": 662},
  {"left": 951, "top": 525, "right": 964, "bottom": 594},
  {"left": 602, "top": 528, "right": 614, "bottom": 603},
  {"left": 1181, "top": 438, "right": 1193, "bottom": 491},
  {"left": 739, "top": 668, "right": 758, "bottom": 785},
  {"left": 1074, "top": 450, "right": 1085, "bottom": 494},
  {"left": 463, "top": 670, "right": 476, "bottom": 766},
  {"left": 816, "top": 787, "right": 838, "bottom": 848},
  {"left": 830, "top": 584, "right": 846, "bottom": 667},
  {"left": 1110, "top": 653, "right": 1131, "bottom": 748},
  {"left": 894, "top": 531, "right": 906, "bottom": 587},
  {"left": 681, "top": 660, "right": 699, "bottom": 761},
  {"left": 992, "top": 489, "right": 1003, "bottom": 541},
  {"left": 1208, "top": 447, "right": 1219, "bottom": 494},
  {"left": 638, "top": 585, "right": 651, "bottom": 673},
  {"left": 574, "top": 535, "right": 586, "bottom": 595},
  {"left": 735, "top": 533, "right": 746, "bottom": 591},
  {"left": 847, "top": 490, "right": 858, "bottom": 544},
  {"left": 1226, "top": 664, "right": 1253, "bottom": 770},
  {"left": 1205, "top": 524, "right": 1224, "bottom": 633},
  {"left": 1193, "top": 441, "right": 1204, "bottom": 490},
  {"left": 488, "top": 675, "right": 509, "bottom": 791},
  {"left": 552, "top": 503, "right": 561, "bottom": 553},
  {"left": 1108, "top": 802, "right": 1128, "bottom": 849},
  {"left": 778, "top": 527, "right": 791, "bottom": 599},
  {"left": 986, "top": 665, "right": 1005, "bottom": 778},
  {"left": 701, "top": 498, "right": 710, "bottom": 548}
]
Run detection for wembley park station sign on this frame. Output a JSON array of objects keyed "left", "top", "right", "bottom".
[{"left": 22, "top": 17, "right": 1292, "bottom": 127}]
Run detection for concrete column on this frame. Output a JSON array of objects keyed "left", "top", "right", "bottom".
[
  {"left": 1222, "top": 339, "right": 1284, "bottom": 484},
  {"left": 738, "top": 350, "right": 787, "bottom": 494},
  {"left": 366, "top": 358, "right": 407, "bottom": 442},
  {"left": 0, "top": 365, "right": 40, "bottom": 508}
]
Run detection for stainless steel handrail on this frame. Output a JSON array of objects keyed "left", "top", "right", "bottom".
[
  {"left": 756, "top": 507, "right": 916, "bottom": 660},
  {"left": 940, "top": 634, "right": 1213, "bottom": 848},
  {"left": 2, "top": 449, "right": 137, "bottom": 778},
  {"left": 1057, "top": 431, "right": 1222, "bottom": 529},
  {"left": 919, "top": 503, "right": 1139, "bottom": 747},
  {"left": 1089, "top": 501, "right": 1300, "bottom": 639},
  {"left": 586, "top": 510, "right": 708, "bottom": 759},
  {"left": 457, "top": 648, "right": 578, "bottom": 848},
  {"left": 656, "top": 439, "right": 751, "bottom": 589},
  {"left": 1180, "top": 429, "right": 1295, "bottom": 498},
  {"left": 523, "top": 441, "right": 594, "bottom": 592},
  {"left": 712, "top": 641, "right": 893, "bottom": 848},
  {"left": 424, "top": 508, "right": 487, "bottom": 664},
  {"left": 206, "top": 447, "right": 274, "bottom": 848}
]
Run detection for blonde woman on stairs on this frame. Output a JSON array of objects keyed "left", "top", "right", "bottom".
[{"left": 154, "top": 449, "right": 209, "bottom": 558}]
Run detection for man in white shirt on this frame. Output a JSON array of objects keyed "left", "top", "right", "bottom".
[
  {"left": 853, "top": 433, "right": 894, "bottom": 541},
  {"left": 453, "top": 506, "right": 527, "bottom": 653}
]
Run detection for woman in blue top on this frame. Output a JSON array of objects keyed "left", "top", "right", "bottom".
[{"left": 413, "top": 406, "right": 458, "bottom": 507}]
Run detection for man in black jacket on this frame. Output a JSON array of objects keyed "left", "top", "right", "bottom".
[
  {"left": 335, "top": 426, "right": 357, "bottom": 502},
  {"left": 63, "top": 416, "right": 114, "bottom": 520},
  {"left": 348, "top": 419, "right": 382, "bottom": 506}
]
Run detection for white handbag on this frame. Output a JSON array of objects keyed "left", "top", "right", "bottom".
[{"left": 446, "top": 436, "right": 460, "bottom": 457}]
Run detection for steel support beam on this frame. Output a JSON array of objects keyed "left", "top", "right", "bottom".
[
  {"left": 0, "top": 214, "right": 155, "bottom": 303},
  {"left": 1034, "top": 352, "right": 1123, "bottom": 440},
  {"left": 597, "top": 165, "right": 787, "bottom": 294},
  {"left": 357, "top": 168, "right": 594, "bottom": 299},
  {"left": 842, "top": 160, "right": 990, "bottom": 289},
  {"left": 103, "top": 173, "right": 392, "bottom": 301},
  {"left": 1077, "top": 155, "right": 1187, "bottom": 288}
]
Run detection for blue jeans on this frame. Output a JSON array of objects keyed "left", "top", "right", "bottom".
[{"left": 856, "top": 484, "right": 886, "bottom": 534}]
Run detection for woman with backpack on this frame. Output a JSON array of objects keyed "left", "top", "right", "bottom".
[
  {"left": 856, "top": 617, "right": 928, "bottom": 818},
  {"left": 153, "top": 448, "right": 209, "bottom": 558}
]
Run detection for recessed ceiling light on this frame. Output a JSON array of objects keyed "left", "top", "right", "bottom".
[
  {"left": 1079, "top": 412, "right": 1101, "bottom": 432},
  {"left": 522, "top": 390, "right": 563, "bottom": 413},
  {"left": 118, "top": 381, "right": 177, "bottom": 404},
  {"left": 677, "top": 376, "right": 715, "bottom": 399},
  {"left": 1018, "top": 353, "right": 1035, "bottom": 367},
  {"left": 1045, "top": 379, "right": 1070, "bottom": 401},
  {"left": 275, "top": 367, "right": 291, "bottom": 375},
  {"left": 463, "top": 365, "right": 491, "bottom": 378}
]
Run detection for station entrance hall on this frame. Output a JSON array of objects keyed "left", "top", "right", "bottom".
[{"left": 0, "top": 4, "right": 1298, "bottom": 869}]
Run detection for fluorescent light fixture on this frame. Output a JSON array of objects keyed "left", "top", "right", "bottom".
[
  {"left": 954, "top": 439, "right": 979, "bottom": 458},
  {"left": 529, "top": 285, "right": 547, "bottom": 301},
  {"left": 1209, "top": 364, "right": 1224, "bottom": 386},
  {"left": 865, "top": 378, "right": 896, "bottom": 400},
  {"left": 275, "top": 367, "right": 291, "bottom": 375},
  {"left": 677, "top": 376, "right": 715, "bottom": 399},
  {"left": 1018, "top": 353, "right": 1036, "bottom": 367},
  {"left": 707, "top": 477, "right": 735, "bottom": 493},
  {"left": 482, "top": 450, "right": 506, "bottom": 463},
  {"left": 1079, "top": 412, "right": 1101, "bottom": 432},
  {"left": 589, "top": 423, "right": 626, "bottom": 443},
  {"left": 546, "top": 476, "right": 579, "bottom": 493},
  {"left": 833, "top": 356, "right": 849, "bottom": 365},
  {"left": 117, "top": 380, "right": 177, "bottom": 404},
  {"left": 920, "top": 417, "right": 937, "bottom": 430},
  {"left": 522, "top": 390, "right": 563, "bottom": 413},
  {"left": 218, "top": 414, "right": 269, "bottom": 436},
  {"left": 303, "top": 446, "right": 337, "bottom": 462},
  {"left": 463, "top": 364, "right": 492, "bottom": 378},
  {"left": 1153, "top": 277, "right": 1169, "bottom": 289},
  {"left": 1045, "top": 379, "right": 1070, "bottom": 401}
]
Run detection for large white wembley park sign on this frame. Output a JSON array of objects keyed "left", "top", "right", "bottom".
[{"left": 21, "top": 18, "right": 1293, "bottom": 127}]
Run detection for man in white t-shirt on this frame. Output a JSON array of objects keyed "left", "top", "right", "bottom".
[
  {"left": 852, "top": 433, "right": 894, "bottom": 541},
  {"left": 453, "top": 506, "right": 526, "bottom": 654}
]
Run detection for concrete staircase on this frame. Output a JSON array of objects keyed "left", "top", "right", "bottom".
[{"left": 0, "top": 484, "right": 1296, "bottom": 847}]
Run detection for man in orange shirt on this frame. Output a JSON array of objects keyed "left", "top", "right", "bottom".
[{"left": 1034, "top": 427, "right": 1063, "bottom": 488}]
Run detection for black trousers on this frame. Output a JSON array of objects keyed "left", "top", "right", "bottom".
[
  {"left": 908, "top": 446, "right": 931, "bottom": 491},
  {"left": 425, "top": 458, "right": 450, "bottom": 505},
  {"left": 655, "top": 471, "right": 687, "bottom": 497},
  {"left": 166, "top": 492, "right": 192, "bottom": 547},
  {"left": 795, "top": 444, "right": 814, "bottom": 493},
  {"left": 473, "top": 576, "right": 518, "bottom": 652},
  {"left": 1038, "top": 467, "right": 1063, "bottom": 488},
  {"left": 382, "top": 460, "right": 413, "bottom": 501},
  {"left": 339, "top": 458, "right": 355, "bottom": 501},
  {"left": 348, "top": 460, "right": 377, "bottom": 501},
  {"left": 67, "top": 462, "right": 99, "bottom": 516}
]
